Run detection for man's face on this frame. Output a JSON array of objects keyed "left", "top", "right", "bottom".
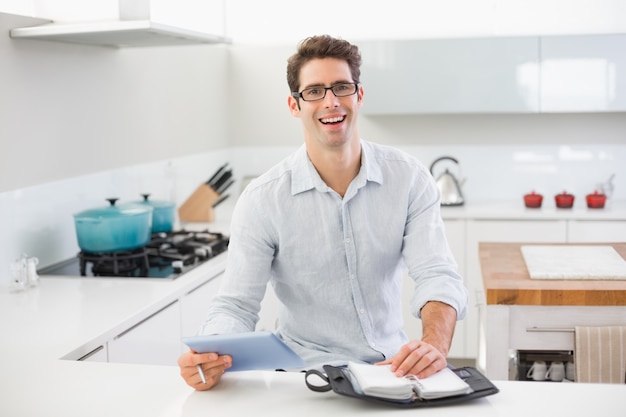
[{"left": 288, "top": 57, "right": 363, "bottom": 149}]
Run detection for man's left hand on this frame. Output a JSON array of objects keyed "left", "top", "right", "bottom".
[{"left": 376, "top": 339, "right": 447, "bottom": 379}]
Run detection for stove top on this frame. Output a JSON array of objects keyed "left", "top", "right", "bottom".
[{"left": 38, "top": 229, "right": 229, "bottom": 279}]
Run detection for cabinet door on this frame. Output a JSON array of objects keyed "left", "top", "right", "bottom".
[
  {"left": 568, "top": 220, "right": 626, "bottom": 243},
  {"left": 359, "top": 37, "right": 539, "bottom": 114},
  {"left": 402, "top": 219, "right": 467, "bottom": 358},
  {"left": 540, "top": 34, "right": 626, "bottom": 112},
  {"left": 180, "top": 274, "right": 223, "bottom": 340},
  {"left": 108, "top": 301, "right": 181, "bottom": 366},
  {"left": 466, "top": 219, "right": 567, "bottom": 359}
]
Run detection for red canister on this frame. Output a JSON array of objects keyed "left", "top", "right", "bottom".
[
  {"left": 523, "top": 191, "right": 543, "bottom": 208},
  {"left": 555, "top": 191, "right": 575, "bottom": 209},
  {"left": 586, "top": 191, "right": 606, "bottom": 209}
]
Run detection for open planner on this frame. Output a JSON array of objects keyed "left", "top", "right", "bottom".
[
  {"left": 347, "top": 361, "right": 472, "bottom": 401},
  {"left": 305, "top": 362, "right": 499, "bottom": 407}
]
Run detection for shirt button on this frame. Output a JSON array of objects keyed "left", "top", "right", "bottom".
[{"left": 345, "top": 238, "right": 351, "bottom": 243}]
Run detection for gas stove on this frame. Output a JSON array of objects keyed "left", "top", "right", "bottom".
[{"left": 38, "top": 229, "right": 229, "bottom": 279}]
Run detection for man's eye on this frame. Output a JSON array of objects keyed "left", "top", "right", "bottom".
[
  {"left": 335, "top": 84, "right": 349, "bottom": 91},
  {"left": 305, "top": 88, "right": 321, "bottom": 96}
]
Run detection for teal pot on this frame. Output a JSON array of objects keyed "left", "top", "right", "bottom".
[
  {"left": 136, "top": 194, "right": 176, "bottom": 233},
  {"left": 73, "top": 198, "right": 153, "bottom": 253}
]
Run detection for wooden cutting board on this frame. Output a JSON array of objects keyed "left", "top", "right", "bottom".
[
  {"left": 521, "top": 245, "right": 626, "bottom": 280},
  {"left": 479, "top": 242, "right": 626, "bottom": 306}
]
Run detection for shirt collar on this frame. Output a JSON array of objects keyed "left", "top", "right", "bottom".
[{"left": 290, "top": 140, "right": 384, "bottom": 196}]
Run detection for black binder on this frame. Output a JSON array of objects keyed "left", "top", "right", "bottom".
[{"left": 305, "top": 365, "right": 499, "bottom": 408}]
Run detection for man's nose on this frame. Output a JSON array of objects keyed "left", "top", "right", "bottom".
[{"left": 322, "top": 89, "right": 340, "bottom": 106}]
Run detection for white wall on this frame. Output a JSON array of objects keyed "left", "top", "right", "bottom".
[{"left": 0, "top": 12, "right": 230, "bottom": 193}]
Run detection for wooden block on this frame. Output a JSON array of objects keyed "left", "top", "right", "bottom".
[{"left": 178, "top": 184, "right": 220, "bottom": 222}]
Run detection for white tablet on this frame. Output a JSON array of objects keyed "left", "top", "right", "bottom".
[{"left": 182, "top": 331, "right": 305, "bottom": 372}]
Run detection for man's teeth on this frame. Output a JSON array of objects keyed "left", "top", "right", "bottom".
[{"left": 320, "top": 116, "right": 345, "bottom": 124}]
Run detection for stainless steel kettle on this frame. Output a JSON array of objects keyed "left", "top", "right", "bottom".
[{"left": 429, "top": 156, "right": 465, "bottom": 206}]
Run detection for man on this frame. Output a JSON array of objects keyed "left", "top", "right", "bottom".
[{"left": 178, "top": 35, "right": 468, "bottom": 391}]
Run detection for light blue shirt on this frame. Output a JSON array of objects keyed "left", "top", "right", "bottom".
[{"left": 199, "top": 140, "right": 468, "bottom": 367}]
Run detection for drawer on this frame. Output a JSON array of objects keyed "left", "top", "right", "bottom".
[{"left": 509, "top": 305, "right": 626, "bottom": 351}]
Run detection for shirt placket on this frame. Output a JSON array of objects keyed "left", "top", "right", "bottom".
[{"left": 341, "top": 199, "right": 376, "bottom": 348}]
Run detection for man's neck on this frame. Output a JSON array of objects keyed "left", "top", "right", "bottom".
[{"left": 307, "top": 139, "right": 361, "bottom": 197}]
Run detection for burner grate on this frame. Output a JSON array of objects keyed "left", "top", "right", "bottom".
[
  {"left": 66, "top": 228, "right": 229, "bottom": 278},
  {"left": 79, "top": 248, "right": 150, "bottom": 277}
]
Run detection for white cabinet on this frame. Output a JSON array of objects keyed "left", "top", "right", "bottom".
[
  {"left": 567, "top": 220, "right": 626, "bottom": 242},
  {"left": 482, "top": 305, "right": 626, "bottom": 380},
  {"left": 402, "top": 219, "right": 467, "bottom": 358},
  {"left": 465, "top": 219, "right": 567, "bottom": 359},
  {"left": 359, "top": 37, "right": 540, "bottom": 114},
  {"left": 359, "top": 34, "right": 626, "bottom": 114},
  {"left": 540, "top": 34, "right": 626, "bottom": 112},
  {"left": 180, "top": 274, "right": 223, "bottom": 341},
  {"left": 108, "top": 301, "right": 181, "bottom": 366}
]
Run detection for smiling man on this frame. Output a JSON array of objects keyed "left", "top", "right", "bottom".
[{"left": 178, "top": 35, "right": 468, "bottom": 391}]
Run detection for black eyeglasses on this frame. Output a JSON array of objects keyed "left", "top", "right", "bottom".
[{"left": 291, "top": 83, "right": 359, "bottom": 102}]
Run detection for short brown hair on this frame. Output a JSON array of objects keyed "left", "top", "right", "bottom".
[{"left": 286, "top": 35, "right": 362, "bottom": 93}]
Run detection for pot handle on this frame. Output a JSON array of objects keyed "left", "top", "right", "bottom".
[{"left": 429, "top": 156, "right": 459, "bottom": 176}]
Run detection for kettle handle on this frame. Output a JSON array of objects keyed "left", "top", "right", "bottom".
[{"left": 429, "top": 156, "right": 459, "bottom": 176}]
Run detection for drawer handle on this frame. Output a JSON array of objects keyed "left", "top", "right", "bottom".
[{"left": 526, "top": 327, "right": 574, "bottom": 333}]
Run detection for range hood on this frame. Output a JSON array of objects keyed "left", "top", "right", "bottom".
[{"left": 9, "top": 0, "right": 230, "bottom": 48}]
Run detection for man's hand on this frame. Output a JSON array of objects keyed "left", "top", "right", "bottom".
[
  {"left": 377, "top": 300, "right": 457, "bottom": 379},
  {"left": 178, "top": 350, "right": 232, "bottom": 391},
  {"left": 376, "top": 339, "right": 447, "bottom": 379}
]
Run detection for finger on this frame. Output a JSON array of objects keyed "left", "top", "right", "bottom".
[
  {"left": 185, "top": 361, "right": 225, "bottom": 391},
  {"left": 388, "top": 340, "right": 421, "bottom": 372},
  {"left": 406, "top": 348, "right": 447, "bottom": 378}
]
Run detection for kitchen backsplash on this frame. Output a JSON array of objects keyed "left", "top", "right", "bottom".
[{"left": 1, "top": 143, "right": 624, "bottom": 287}]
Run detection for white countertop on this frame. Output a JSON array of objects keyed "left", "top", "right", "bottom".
[
  {"left": 441, "top": 199, "right": 626, "bottom": 220},
  {"left": 2, "top": 209, "right": 625, "bottom": 416}
]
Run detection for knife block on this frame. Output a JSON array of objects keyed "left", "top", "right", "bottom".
[{"left": 178, "top": 184, "right": 220, "bottom": 222}]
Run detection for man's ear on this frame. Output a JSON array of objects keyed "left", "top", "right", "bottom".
[{"left": 288, "top": 95, "right": 301, "bottom": 115}]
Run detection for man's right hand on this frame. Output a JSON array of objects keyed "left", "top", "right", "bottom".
[{"left": 178, "top": 349, "right": 232, "bottom": 390}]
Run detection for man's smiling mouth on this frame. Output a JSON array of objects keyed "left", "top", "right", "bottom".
[{"left": 320, "top": 116, "right": 345, "bottom": 124}]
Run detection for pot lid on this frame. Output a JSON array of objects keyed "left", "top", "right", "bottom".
[
  {"left": 137, "top": 194, "right": 176, "bottom": 209},
  {"left": 587, "top": 190, "right": 606, "bottom": 198},
  {"left": 556, "top": 191, "right": 574, "bottom": 197},
  {"left": 74, "top": 198, "right": 152, "bottom": 219}
]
